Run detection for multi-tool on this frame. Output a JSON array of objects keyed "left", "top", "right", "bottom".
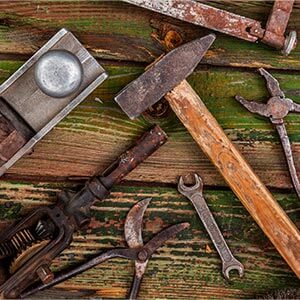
[
  {"left": 0, "top": 125, "right": 167, "bottom": 298},
  {"left": 21, "top": 198, "right": 189, "bottom": 299}
]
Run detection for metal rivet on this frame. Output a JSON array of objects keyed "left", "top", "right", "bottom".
[{"left": 34, "top": 50, "right": 83, "bottom": 98}]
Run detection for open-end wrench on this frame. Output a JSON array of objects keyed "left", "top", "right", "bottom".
[{"left": 178, "top": 173, "right": 244, "bottom": 280}]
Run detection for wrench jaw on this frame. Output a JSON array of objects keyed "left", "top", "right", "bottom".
[
  {"left": 222, "top": 259, "right": 245, "bottom": 280},
  {"left": 177, "top": 174, "right": 203, "bottom": 198}
]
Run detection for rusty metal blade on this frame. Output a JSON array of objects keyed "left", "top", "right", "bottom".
[
  {"left": 259, "top": 68, "right": 285, "bottom": 98},
  {"left": 123, "top": 0, "right": 263, "bottom": 42},
  {"left": 235, "top": 96, "right": 271, "bottom": 118},
  {"left": 124, "top": 198, "right": 152, "bottom": 248},
  {"left": 114, "top": 34, "right": 216, "bottom": 119},
  {"left": 143, "top": 222, "right": 190, "bottom": 257}
]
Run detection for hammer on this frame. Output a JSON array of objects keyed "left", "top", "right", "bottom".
[{"left": 115, "top": 34, "right": 300, "bottom": 277}]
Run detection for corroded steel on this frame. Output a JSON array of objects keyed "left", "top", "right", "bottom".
[
  {"left": 0, "top": 125, "right": 167, "bottom": 299},
  {"left": 236, "top": 68, "right": 300, "bottom": 201},
  {"left": 21, "top": 199, "right": 189, "bottom": 300},
  {"left": 124, "top": 0, "right": 296, "bottom": 55},
  {"left": 115, "top": 34, "right": 216, "bottom": 119},
  {"left": 178, "top": 174, "right": 244, "bottom": 280},
  {"left": 262, "top": 0, "right": 296, "bottom": 51},
  {"left": 124, "top": 198, "right": 151, "bottom": 249}
]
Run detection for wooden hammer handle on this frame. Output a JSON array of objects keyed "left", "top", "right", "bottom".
[{"left": 165, "top": 79, "right": 300, "bottom": 277}]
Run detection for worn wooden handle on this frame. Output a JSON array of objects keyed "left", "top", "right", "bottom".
[{"left": 165, "top": 80, "right": 300, "bottom": 277}]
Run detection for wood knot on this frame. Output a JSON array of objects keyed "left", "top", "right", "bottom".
[
  {"left": 150, "top": 18, "right": 184, "bottom": 51},
  {"left": 164, "top": 30, "right": 183, "bottom": 50}
]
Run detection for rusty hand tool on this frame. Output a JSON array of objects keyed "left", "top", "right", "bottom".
[
  {"left": 0, "top": 28, "right": 108, "bottom": 176},
  {"left": 114, "top": 35, "right": 300, "bottom": 277},
  {"left": 124, "top": 0, "right": 297, "bottom": 55},
  {"left": 21, "top": 198, "right": 189, "bottom": 300},
  {"left": 0, "top": 125, "right": 167, "bottom": 299},
  {"left": 178, "top": 174, "right": 244, "bottom": 280},
  {"left": 236, "top": 68, "right": 300, "bottom": 201}
]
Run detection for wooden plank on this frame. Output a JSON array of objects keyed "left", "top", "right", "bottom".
[
  {"left": 0, "top": 181, "right": 298, "bottom": 299},
  {"left": 0, "top": 62, "right": 299, "bottom": 191},
  {"left": 0, "top": 1, "right": 299, "bottom": 69}
]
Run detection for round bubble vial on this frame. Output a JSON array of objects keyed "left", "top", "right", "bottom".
[{"left": 34, "top": 50, "right": 83, "bottom": 98}]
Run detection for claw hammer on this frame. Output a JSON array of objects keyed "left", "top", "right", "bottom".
[{"left": 115, "top": 34, "right": 300, "bottom": 277}]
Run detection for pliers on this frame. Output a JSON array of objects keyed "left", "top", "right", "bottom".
[
  {"left": 236, "top": 68, "right": 300, "bottom": 200},
  {"left": 21, "top": 198, "right": 189, "bottom": 299}
]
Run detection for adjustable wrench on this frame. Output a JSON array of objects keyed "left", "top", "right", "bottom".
[{"left": 178, "top": 173, "right": 244, "bottom": 280}]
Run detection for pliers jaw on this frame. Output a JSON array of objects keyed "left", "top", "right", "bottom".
[
  {"left": 235, "top": 68, "right": 300, "bottom": 201},
  {"left": 235, "top": 69, "right": 300, "bottom": 123}
]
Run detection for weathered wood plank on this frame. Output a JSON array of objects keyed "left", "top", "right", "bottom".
[
  {"left": 0, "top": 181, "right": 298, "bottom": 299},
  {"left": 0, "top": 1, "right": 299, "bottom": 69},
  {"left": 0, "top": 62, "right": 299, "bottom": 191}
]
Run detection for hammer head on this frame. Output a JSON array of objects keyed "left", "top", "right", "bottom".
[{"left": 114, "top": 34, "right": 216, "bottom": 119}]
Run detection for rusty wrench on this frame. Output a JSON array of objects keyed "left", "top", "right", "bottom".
[
  {"left": 178, "top": 174, "right": 244, "bottom": 280},
  {"left": 236, "top": 68, "right": 300, "bottom": 201}
]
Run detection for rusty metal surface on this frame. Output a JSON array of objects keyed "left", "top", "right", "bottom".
[
  {"left": 262, "top": 0, "right": 295, "bottom": 50},
  {"left": 0, "top": 126, "right": 168, "bottom": 299},
  {"left": 235, "top": 68, "right": 300, "bottom": 201},
  {"left": 115, "top": 34, "right": 215, "bottom": 119},
  {"left": 178, "top": 174, "right": 244, "bottom": 280},
  {"left": 124, "top": 0, "right": 297, "bottom": 54},
  {"left": 21, "top": 199, "right": 189, "bottom": 300},
  {"left": 125, "top": 198, "right": 151, "bottom": 249}
]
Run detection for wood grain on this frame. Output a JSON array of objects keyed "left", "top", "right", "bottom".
[
  {"left": 0, "top": 181, "right": 298, "bottom": 299},
  {"left": 0, "top": 63, "right": 299, "bottom": 192},
  {"left": 165, "top": 79, "right": 300, "bottom": 277},
  {"left": 0, "top": 1, "right": 299, "bottom": 298},
  {"left": 0, "top": 1, "right": 299, "bottom": 69}
]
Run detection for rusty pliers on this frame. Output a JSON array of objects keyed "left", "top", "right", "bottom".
[
  {"left": 21, "top": 198, "right": 189, "bottom": 299},
  {"left": 236, "top": 68, "right": 300, "bottom": 200}
]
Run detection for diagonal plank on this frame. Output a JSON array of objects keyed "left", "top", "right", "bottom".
[
  {"left": 0, "top": 181, "right": 298, "bottom": 299},
  {"left": 0, "top": 62, "right": 299, "bottom": 191},
  {"left": 0, "top": 1, "right": 299, "bottom": 69}
]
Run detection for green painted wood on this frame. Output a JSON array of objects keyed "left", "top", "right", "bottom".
[
  {"left": 0, "top": 1, "right": 299, "bottom": 298},
  {"left": 0, "top": 1, "right": 299, "bottom": 69},
  {"left": 0, "top": 181, "right": 298, "bottom": 299},
  {"left": 0, "top": 61, "right": 299, "bottom": 191}
]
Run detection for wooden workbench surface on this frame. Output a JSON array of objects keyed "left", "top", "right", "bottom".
[{"left": 0, "top": 1, "right": 299, "bottom": 298}]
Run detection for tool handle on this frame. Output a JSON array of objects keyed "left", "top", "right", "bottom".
[
  {"left": 63, "top": 125, "right": 168, "bottom": 222},
  {"left": 165, "top": 80, "right": 300, "bottom": 277},
  {"left": 189, "top": 192, "right": 234, "bottom": 262},
  {"left": 100, "top": 125, "right": 167, "bottom": 188},
  {"left": 275, "top": 123, "right": 300, "bottom": 200},
  {"left": 129, "top": 273, "right": 143, "bottom": 300},
  {"left": 21, "top": 248, "right": 136, "bottom": 299}
]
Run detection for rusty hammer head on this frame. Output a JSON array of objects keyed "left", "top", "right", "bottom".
[{"left": 114, "top": 34, "right": 216, "bottom": 119}]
